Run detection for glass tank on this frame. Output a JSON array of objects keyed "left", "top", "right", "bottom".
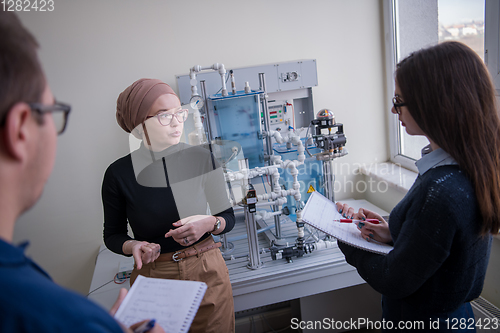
[{"left": 208, "top": 91, "right": 265, "bottom": 169}]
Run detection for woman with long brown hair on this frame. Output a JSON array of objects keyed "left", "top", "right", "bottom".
[{"left": 337, "top": 42, "right": 499, "bottom": 331}]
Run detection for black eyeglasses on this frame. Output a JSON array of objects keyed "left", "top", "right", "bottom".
[
  {"left": 29, "top": 101, "right": 71, "bottom": 135},
  {"left": 392, "top": 95, "right": 407, "bottom": 115}
]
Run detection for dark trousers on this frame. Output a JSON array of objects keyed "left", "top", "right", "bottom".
[{"left": 382, "top": 295, "right": 476, "bottom": 332}]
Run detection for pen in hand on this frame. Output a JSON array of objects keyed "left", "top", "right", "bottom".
[
  {"left": 133, "top": 319, "right": 156, "bottom": 333},
  {"left": 334, "top": 218, "right": 380, "bottom": 224}
]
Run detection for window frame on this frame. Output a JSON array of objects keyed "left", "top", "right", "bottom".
[
  {"left": 385, "top": 0, "right": 498, "bottom": 170},
  {"left": 383, "top": 0, "right": 419, "bottom": 171},
  {"left": 485, "top": 0, "right": 500, "bottom": 95}
]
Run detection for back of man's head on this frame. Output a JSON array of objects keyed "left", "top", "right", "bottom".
[{"left": 0, "top": 12, "right": 45, "bottom": 128}]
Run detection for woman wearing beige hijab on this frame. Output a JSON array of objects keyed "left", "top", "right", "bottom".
[{"left": 102, "top": 78, "right": 235, "bottom": 332}]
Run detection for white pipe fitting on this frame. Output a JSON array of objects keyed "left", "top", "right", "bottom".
[
  {"left": 296, "top": 210, "right": 302, "bottom": 222},
  {"left": 223, "top": 144, "right": 306, "bottom": 212},
  {"left": 213, "top": 63, "right": 228, "bottom": 97},
  {"left": 189, "top": 63, "right": 228, "bottom": 97},
  {"left": 267, "top": 130, "right": 284, "bottom": 143},
  {"left": 269, "top": 130, "right": 305, "bottom": 165},
  {"left": 224, "top": 168, "right": 248, "bottom": 182},
  {"left": 313, "top": 240, "right": 338, "bottom": 251},
  {"left": 254, "top": 197, "right": 286, "bottom": 208},
  {"left": 293, "top": 192, "right": 301, "bottom": 201},
  {"left": 257, "top": 189, "right": 299, "bottom": 201},
  {"left": 191, "top": 109, "right": 204, "bottom": 145},
  {"left": 296, "top": 142, "right": 306, "bottom": 163},
  {"left": 270, "top": 154, "right": 282, "bottom": 164},
  {"left": 255, "top": 210, "right": 282, "bottom": 220}
]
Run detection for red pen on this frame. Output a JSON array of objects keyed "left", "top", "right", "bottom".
[{"left": 335, "top": 218, "right": 380, "bottom": 224}]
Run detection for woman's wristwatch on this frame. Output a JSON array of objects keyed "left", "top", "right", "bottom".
[{"left": 212, "top": 217, "right": 221, "bottom": 233}]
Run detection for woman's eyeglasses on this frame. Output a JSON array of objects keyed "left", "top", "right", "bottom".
[
  {"left": 392, "top": 95, "right": 407, "bottom": 115},
  {"left": 29, "top": 101, "right": 71, "bottom": 135},
  {"left": 146, "top": 109, "right": 188, "bottom": 126}
]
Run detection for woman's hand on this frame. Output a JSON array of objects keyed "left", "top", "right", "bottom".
[
  {"left": 165, "top": 215, "right": 215, "bottom": 247},
  {"left": 123, "top": 240, "right": 161, "bottom": 270},
  {"left": 110, "top": 288, "right": 166, "bottom": 333},
  {"left": 335, "top": 203, "right": 392, "bottom": 244},
  {"left": 109, "top": 288, "right": 128, "bottom": 317}
]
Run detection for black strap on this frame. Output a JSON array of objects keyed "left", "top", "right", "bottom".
[
  {"left": 208, "top": 143, "right": 216, "bottom": 170},
  {"left": 162, "top": 157, "right": 170, "bottom": 187}
]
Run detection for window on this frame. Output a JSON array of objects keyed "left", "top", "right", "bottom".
[
  {"left": 485, "top": 0, "right": 500, "bottom": 95},
  {"left": 384, "top": 0, "right": 495, "bottom": 170},
  {"left": 438, "top": 0, "right": 485, "bottom": 60}
]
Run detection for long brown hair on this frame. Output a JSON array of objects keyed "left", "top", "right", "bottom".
[{"left": 396, "top": 41, "right": 500, "bottom": 235}]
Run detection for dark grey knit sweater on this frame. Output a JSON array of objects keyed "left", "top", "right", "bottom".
[{"left": 339, "top": 165, "right": 492, "bottom": 317}]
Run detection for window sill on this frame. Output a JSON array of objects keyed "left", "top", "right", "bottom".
[{"left": 358, "top": 162, "right": 417, "bottom": 194}]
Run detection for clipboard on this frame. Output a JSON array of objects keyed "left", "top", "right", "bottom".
[{"left": 301, "top": 191, "right": 393, "bottom": 255}]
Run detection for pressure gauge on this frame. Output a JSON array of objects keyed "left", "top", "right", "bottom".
[{"left": 190, "top": 95, "right": 204, "bottom": 110}]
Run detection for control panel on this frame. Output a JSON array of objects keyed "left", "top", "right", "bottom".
[
  {"left": 265, "top": 100, "right": 295, "bottom": 132},
  {"left": 269, "top": 104, "right": 285, "bottom": 125}
]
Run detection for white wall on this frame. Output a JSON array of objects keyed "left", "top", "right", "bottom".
[{"left": 15, "top": 0, "right": 388, "bottom": 294}]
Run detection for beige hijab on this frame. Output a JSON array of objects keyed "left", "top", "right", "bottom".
[{"left": 116, "top": 78, "right": 177, "bottom": 134}]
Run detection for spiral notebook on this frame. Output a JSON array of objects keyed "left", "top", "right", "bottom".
[
  {"left": 114, "top": 275, "right": 207, "bottom": 332},
  {"left": 302, "top": 191, "right": 393, "bottom": 255}
]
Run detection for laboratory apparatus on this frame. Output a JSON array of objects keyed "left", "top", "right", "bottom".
[
  {"left": 269, "top": 108, "right": 348, "bottom": 263},
  {"left": 175, "top": 60, "right": 348, "bottom": 267}
]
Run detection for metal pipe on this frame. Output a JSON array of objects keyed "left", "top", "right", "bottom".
[
  {"left": 233, "top": 198, "right": 287, "bottom": 210},
  {"left": 239, "top": 157, "right": 262, "bottom": 269},
  {"left": 259, "top": 73, "right": 282, "bottom": 240},
  {"left": 189, "top": 63, "right": 227, "bottom": 97},
  {"left": 323, "top": 160, "right": 335, "bottom": 202},
  {"left": 259, "top": 73, "right": 272, "bottom": 161},
  {"left": 219, "top": 64, "right": 228, "bottom": 97},
  {"left": 199, "top": 80, "right": 213, "bottom": 143},
  {"left": 230, "top": 70, "right": 236, "bottom": 95},
  {"left": 244, "top": 207, "right": 263, "bottom": 269}
]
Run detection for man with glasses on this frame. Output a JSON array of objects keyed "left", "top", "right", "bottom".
[{"left": 0, "top": 12, "right": 163, "bottom": 333}]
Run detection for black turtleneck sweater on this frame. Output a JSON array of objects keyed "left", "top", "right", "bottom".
[{"left": 102, "top": 142, "right": 235, "bottom": 255}]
